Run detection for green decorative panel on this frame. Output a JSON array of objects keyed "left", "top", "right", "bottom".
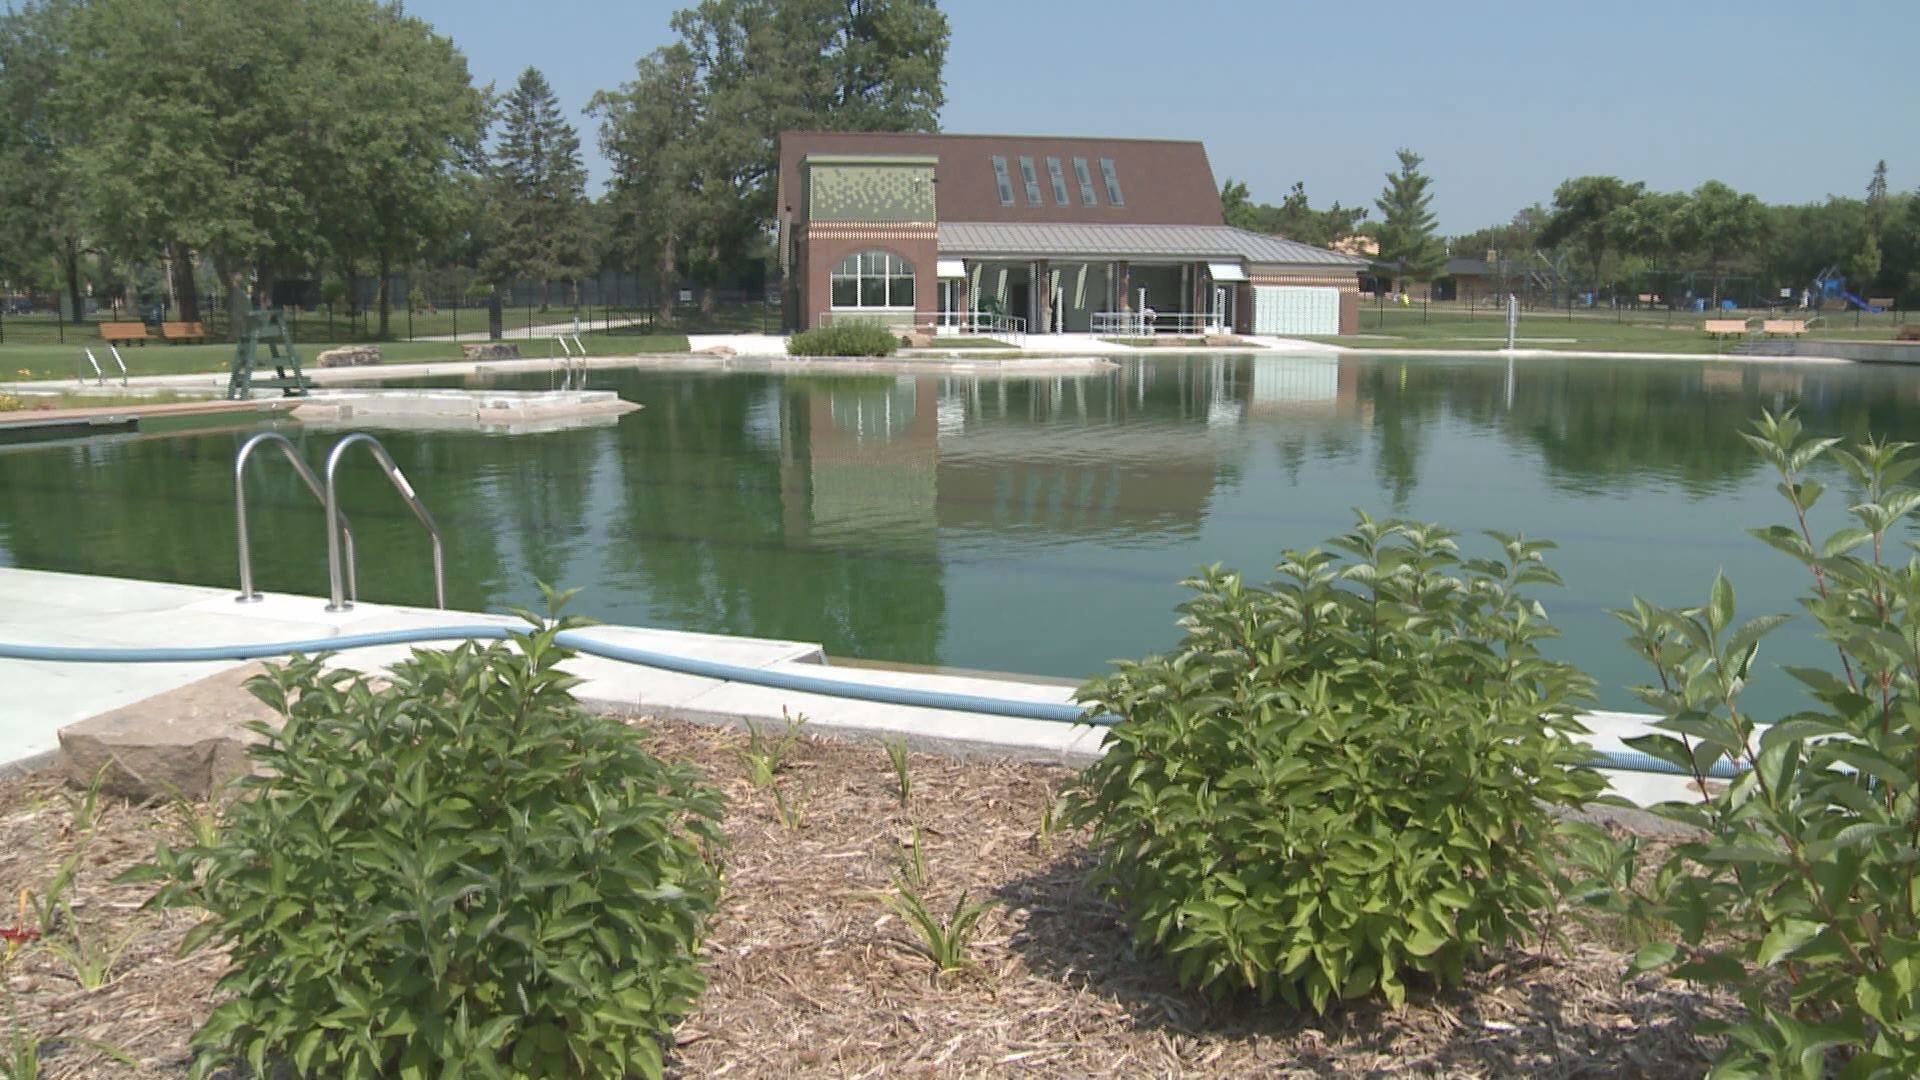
[{"left": 807, "top": 164, "right": 936, "bottom": 222}]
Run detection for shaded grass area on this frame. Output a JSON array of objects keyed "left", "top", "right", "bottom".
[
  {"left": 1308, "top": 305, "right": 1912, "bottom": 354},
  {"left": 0, "top": 716, "right": 1729, "bottom": 1078}
]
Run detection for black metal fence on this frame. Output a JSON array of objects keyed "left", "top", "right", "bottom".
[{"left": 0, "top": 277, "right": 782, "bottom": 347}]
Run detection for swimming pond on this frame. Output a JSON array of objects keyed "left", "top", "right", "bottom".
[{"left": 2, "top": 352, "right": 1910, "bottom": 713}]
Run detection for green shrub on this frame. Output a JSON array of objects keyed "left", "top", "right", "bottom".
[
  {"left": 1068, "top": 513, "right": 1603, "bottom": 1012},
  {"left": 786, "top": 320, "right": 899, "bottom": 357},
  {"left": 127, "top": 597, "right": 725, "bottom": 1079},
  {"left": 1578, "top": 411, "right": 1920, "bottom": 1077}
]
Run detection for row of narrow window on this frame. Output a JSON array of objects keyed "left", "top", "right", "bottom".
[{"left": 991, "top": 155, "right": 1123, "bottom": 209}]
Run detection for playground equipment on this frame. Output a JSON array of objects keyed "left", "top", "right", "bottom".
[
  {"left": 225, "top": 308, "right": 310, "bottom": 400},
  {"left": 1811, "top": 268, "right": 1886, "bottom": 313}
]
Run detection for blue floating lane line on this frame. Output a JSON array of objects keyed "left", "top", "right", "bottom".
[{"left": 0, "top": 626, "right": 1741, "bottom": 780}]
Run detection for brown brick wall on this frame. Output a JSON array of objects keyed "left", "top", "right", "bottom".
[{"left": 795, "top": 222, "right": 937, "bottom": 330}]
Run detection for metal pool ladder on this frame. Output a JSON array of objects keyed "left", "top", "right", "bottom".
[{"left": 232, "top": 431, "right": 446, "bottom": 612}]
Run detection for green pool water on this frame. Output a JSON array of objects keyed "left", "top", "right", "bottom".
[{"left": 1, "top": 353, "right": 1912, "bottom": 713}]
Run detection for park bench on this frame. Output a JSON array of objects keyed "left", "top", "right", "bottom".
[
  {"left": 1870, "top": 298, "right": 1897, "bottom": 313},
  {"left": 1702, "top": 319, "right": 1752, "bottom": 339},
  {"left": 98, "top": 321, "right": 149, "bottom": 346},
  {"left": 1762, "top": 319, "right": 1807, "bottom": 337},
  {"left": 161, "top": 320, "right": 206, "bottom": 344}
]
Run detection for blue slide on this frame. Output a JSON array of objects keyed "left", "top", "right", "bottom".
[{"left": 1840, "top": 289, "right": 1884, "bottom": 313}]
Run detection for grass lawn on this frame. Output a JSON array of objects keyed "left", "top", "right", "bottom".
[
  {"left": 906, "top": 336, "right": 1019, "bottom": 349},
  {"left": 0, "top": 330, "right": 690, "bottom": 383},
  {"left": 1308, "top": 304, "right": 1911, "bottom": 355},
  {"left": 1100, "top": 336, "right": 1210, "bottom": 347}
]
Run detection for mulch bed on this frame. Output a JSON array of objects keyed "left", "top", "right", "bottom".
[{"left": 0, "top": 718, "right": 1731, "bottom": 1078}]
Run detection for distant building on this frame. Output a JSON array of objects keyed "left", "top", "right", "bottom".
[{"left": 776, "top": 132, "right": 1369, "bottom": 336}]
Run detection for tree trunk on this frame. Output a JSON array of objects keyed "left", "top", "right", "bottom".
[
  {"left": 254, "top": 257, "right": 277, "bottom": 315},
  {"left": 656, "top": 235, "right": 676, "bottom": 328},
  {"left": 168, "top": 242, "right": 200, "bottom": 323},
  {"left": 213, "top": 248, "right": 248, "bottom": 342},
  {"left": 376, "top": 248, "right": 392, "bottom": 339},
  {"left": 63, "top": 235, "right": 82, "bottom": 324}
]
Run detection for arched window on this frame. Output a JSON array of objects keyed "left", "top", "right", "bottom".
[{"left": 829, "top": 250, "right": 916, "bottom": 310}]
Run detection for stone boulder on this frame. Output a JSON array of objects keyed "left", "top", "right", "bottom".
[
  {"left": 314, "top": 344, "right": 383, "bottom": 368},
  {"left": 58, "top": 664, "right": 281, "bottom": 801},
  {"left": 461, "top": 342, "right": 522, "bottom": 361}
]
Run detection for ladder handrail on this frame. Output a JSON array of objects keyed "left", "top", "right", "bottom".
[
  {"left": 234, "top": 432, "right": 357, "bottom": 604},
  {"left": 106, "top": 345, "right": 128, "bottom": 387},
  {"left": 323, "top": 433, "right": 445, "bottom": 612},
  {"left": 77, "top": 348, "right": 103, "bottom": 386}
]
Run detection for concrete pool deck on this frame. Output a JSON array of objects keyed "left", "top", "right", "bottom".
[{"left": 1, "top": 566, "right": 1703, "bottom": 810}]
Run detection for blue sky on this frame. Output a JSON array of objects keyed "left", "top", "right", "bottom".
[{"left": 408, "top": 0, "right": 1918, "bottom": 233}]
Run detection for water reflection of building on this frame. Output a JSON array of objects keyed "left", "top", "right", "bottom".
[{"left": 775, "top": 356, "right": 1372, "bottom": 545}]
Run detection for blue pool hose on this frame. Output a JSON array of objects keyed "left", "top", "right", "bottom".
[{"left": 0, "top": 625, "right": 1738, "bottom": 781}]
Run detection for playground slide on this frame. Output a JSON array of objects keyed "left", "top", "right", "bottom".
[{"left": 1840, "top": 289, "right": 1884, "bottom": 313}]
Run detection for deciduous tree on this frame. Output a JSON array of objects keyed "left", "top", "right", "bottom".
[
  {"left": 1684, "top": 180, "right": 1766, "bottom": 304},
  {"left": 1537, "top": 175, "right": 1645, "bottom": 292}
]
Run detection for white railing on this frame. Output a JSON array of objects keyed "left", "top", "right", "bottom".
[
  {"left": 1089, "top": 311, "right": 1226, "bottom": 338},
  {"left": 814, "top": 310, "right": 1027, "bottom": 346}
]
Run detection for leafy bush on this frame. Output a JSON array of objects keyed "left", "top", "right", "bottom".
[
  {"left": 1579, "top": 411, "right": 1920, "bottom": 1077},
  {"left": 786, "top": 320, "right": 899, "bottom": 357},
  {"left": 129, "top": 597, "right": 725, "bottom": 1079},
  {"left": 1068, "top": 514, "right": 1603, "bottom": 1012}
]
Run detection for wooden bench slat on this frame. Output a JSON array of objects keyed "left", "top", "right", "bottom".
[{"left": 98, "top": 321, "right": 150, "bottom": 345}]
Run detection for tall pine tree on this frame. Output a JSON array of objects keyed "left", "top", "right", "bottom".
[
  {"left": 484, "top": 67, "right": 590, "bottom": 309},
  {"left": 1374, "top": 149, "right": 1444, "bottom": 289}
]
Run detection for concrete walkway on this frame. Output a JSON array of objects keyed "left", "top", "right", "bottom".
[
  {"left": 0, "top": 568, "right": 1104, "bottom": 775},
  {"left": 1, "top": 566, "right": 1701, "bottom": 808}
]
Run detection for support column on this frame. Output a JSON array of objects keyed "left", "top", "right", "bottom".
[
  {"left": 954, "top": 270, "right": 969, "bottom": 331},
  {"left": 1116, "top": 261, "right": 1131, "bottom": 313},
  {"left": 1035, "top": 259, "right": 1051, "bottom": 334}
]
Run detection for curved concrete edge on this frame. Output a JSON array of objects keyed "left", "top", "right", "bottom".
[
  {"left": 1325, "top": 345, "right": 1855, "bottom": 365},
  {"left": 7, "top": 565, "right": 1709, "bottom": 813},
  {"left": 669, "top": 353, "right": 1119, "bottom": 375}
]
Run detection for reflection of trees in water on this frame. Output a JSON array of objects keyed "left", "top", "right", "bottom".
[
  {"left": 0, "top": 426, "right": 512, "bottom": 610},
  {"left": 1342, "top": 358, "right": 1920, "bottom": 498}
]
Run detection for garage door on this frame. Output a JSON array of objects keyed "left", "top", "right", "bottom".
[{"left": 1252, "top": 286, "right": 1340, "bottom": 335}]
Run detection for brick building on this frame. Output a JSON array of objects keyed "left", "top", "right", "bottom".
[{"left": 776, "top": 132, "right": 1368, "bottom": 337}]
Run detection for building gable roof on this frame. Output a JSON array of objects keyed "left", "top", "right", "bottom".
[{"left": 778, "top": 131, "right": 1223, "bottom": 226}]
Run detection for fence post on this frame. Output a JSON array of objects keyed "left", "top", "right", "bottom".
[
  {"left": 1, "top": 306, "right": 6, "bottom": 344},
  {"left": 407, "top": 305, "right": 413, "bottom": 342},
  {"left": 1422, "top": 296, "right": 1428, "bottom": 324},
  {"left": 452, "top": 296, "right": 458, "bottom": 340}
]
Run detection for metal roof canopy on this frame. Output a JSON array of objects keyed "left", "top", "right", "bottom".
[
  {"left": 937, "top": 223, "right": 1368, "bottom": 268},
  {"left": 1207, "top": 262, "right": 1248, "bottom": 282},
  {"left": 935, "top": 259, "right": 966, "bottom": 278}
]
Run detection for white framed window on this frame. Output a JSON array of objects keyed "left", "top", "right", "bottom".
[
  {"left": 1072, "top": 158, "right": 1098, "bottom": 206},
  {"left": 829, "top": 250, "right": 916, "bottom": 309},
  {"left": 990, "top": 156, "right": 1015, "bottom": 207},
  {"left": 1045, "top": 157, "right": 1069, "bottom": 206},
  {"left": 1099, "top": 158, "right": 1125, "bottom": 206},
  {"left": 1018, "top": 156, "right": 1042, "bottom": 206}
]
